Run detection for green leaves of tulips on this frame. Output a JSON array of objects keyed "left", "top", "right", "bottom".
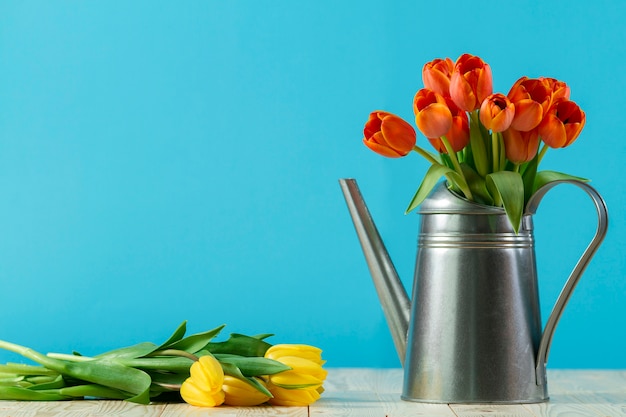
[
  {"left": 0, "top": 321, "right": 288, "bottom": 404},
  {"left": 405, "top": 109, "right": 589, "bottom": 233}
]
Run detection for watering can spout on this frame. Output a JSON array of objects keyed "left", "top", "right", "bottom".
[{"left": 339, "top": 178, "right": 410, "bottom": 365}]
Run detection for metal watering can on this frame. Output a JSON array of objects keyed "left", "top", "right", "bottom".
[{"left": 339, "top": 178, "right": 608, "bottom": 403}]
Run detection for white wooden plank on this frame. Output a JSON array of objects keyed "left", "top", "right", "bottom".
[
  {"left": 546, "top": 369, "right": 626, "bottom": 394},
  {"left": 161, "top": 402, "right": 307, "bottom": 417},
  {"left": 449, "top": 403, "right": 535, "bottom": 417},
  {"left": 572, "top": 392, "right": 626, "bottom": 416},
  {"left": 0, "top": 369, "right": 624, "bottom": 416},
  {"left": 310, "top": 391, "right": 456, "bottom": 417},
  {"left": 523, "top": 393, "right": 618, "bottom": 417},
  {"left": 0, "top": 400, "right": 166, "bottom": 417}
]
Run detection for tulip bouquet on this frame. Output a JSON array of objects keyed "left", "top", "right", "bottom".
[
  {"left": 363, "top": 53, "right": 587, "bottom": 231},
  {"left": 0, "top": 321, "right": 327, "bottom": 407}
]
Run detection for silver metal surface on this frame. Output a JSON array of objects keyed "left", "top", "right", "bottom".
[{"left": 340, "top": 179, "right": 608, "bottom": 404}]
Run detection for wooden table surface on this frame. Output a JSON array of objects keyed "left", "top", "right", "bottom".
[{"left": 0, "top": 368, "right": 625, "bottom": 416}]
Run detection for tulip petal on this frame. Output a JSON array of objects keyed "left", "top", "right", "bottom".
[
  {"left": 511, "top": 100, "right": 543, "bottom": 131},
  {"left": 415, "top": 103, "right": 452, "bottom": 138},
  {"left": 363, "top": 137, "right": 403, "bottom": 158}
]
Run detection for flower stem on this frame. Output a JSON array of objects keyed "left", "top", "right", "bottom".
[
  {"left": 47, "top": 353, "right": 94, "bottom": 362},
  {"left": 441, "top": 136, "right": 473, "bottom": 200},
  {"left": 412, "top": 145, "right": 440, "bottom": 166},
  {"left": 537, "top": 143, "right": 549, "bottom": 164},
  {"left": 492, "top": 131, "right": 499, "bottom": 172},
  {"left": 147, "top": 349, "right": 199, "bottom": 362}
]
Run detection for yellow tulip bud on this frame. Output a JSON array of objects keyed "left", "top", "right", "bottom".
[
  {"left": 264, "top": 343, "right": 327, "bottom": 407},
  {"left": 222, "top": 375, "right": 271, "bottom": 406},
  {"left": 265, "top": 344, "right": 326, "bottom": 366},
  {"left": 180, "top": 355, "right": 225, "bottom": 407},
  {"left": 267, "top": 356, "right": 327, "bottom": 388},
  {"left": 267, "top": 383, "right": 323, "bottom": 406}
]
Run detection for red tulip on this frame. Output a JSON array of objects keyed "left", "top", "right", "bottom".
[
  {"left": 507, "top": 77, "right": 552, "bottom": 131},
  {"left": 502, "top": 127, "right": 540, "bottom": 164},
  {"left": 363, "top": 111, "right": 417, "bottom": 158},
  {"left": 428, "top": 97, "right": 470, "bottom": 153},
  {"left": 413, "top": 89, "right": 452, "bottom": 138},
  {"left": 538, "top": 100, "right": 585, "bottom": 148},
  {"left": 479, "top": 93, "right": 515, "bottom": 133},
  {"left": 450, "top": 54, "right": 493, "bottom": 112},
  {"left": 422, "top": 57, "right": 454, "bottom": 97}
]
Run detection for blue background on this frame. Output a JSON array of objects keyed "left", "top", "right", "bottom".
[{"left": 1, "top": 1, "right": 624, "bottom": 369}]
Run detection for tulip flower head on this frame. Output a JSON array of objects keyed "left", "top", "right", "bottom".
[
  {"left": 479, "top": 93, "right": 515, "bottom": 133},
  {"left": 267, "top": 383, "right": 324, "bottom": 406},
  {"left": 502, "top": 127, "right": 540, "bottom": 164},
  {"left": 413, "top": 88, "right": 453, "bottom": 139},
  {"left": 363, "top": 111, "right": 416, "bottom": 158},
  {"left": 428, "top": 96, "right": 470, "bottom": 153},
  {"left": 450, "top": 53, "right": 493, "bottom": 111},
  {"left": 180, "top": 355, "right": 225, "bottom": 407},
  {"left": 541, "top": 77, "right": 571, "bottom": 103},
  {"left": 507, "top": 77, "right": 552, "bottom": 131},
  {"left": 422, "top": 57, "right": 454, "bottom": 97},
  {"left": 265, "top": 344, "right": 327, "bottom": 406},
  {"left": 538, "top": 100, "right": 586, "bottom": 148},
  {"left": 222, "top": 376, "right": 271, "bottom": 406}
]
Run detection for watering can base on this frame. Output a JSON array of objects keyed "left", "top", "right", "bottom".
[{"left": 399, "top": 395, "right": 550, "bottom": 404}]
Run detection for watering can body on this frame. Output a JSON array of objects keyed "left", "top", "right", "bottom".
[{"left": 339, "top": 179, "right": 608, "bottom": 403}]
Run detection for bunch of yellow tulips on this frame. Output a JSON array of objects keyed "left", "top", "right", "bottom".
[{"left": 0, "top": 321, "right": 327, "bottom": 408}]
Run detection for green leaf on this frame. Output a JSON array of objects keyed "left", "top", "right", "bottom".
[
  {"left": 166, "top": 325, "right": 225, "bottom": 354},
  {"left": 58, "top": 383, "right": 131, "bottom": 400},
  {"left": 207, "top": 333, "right": 272, "bottom": 357},
  {"left": 214, "top": 354, "right": 291, "bottom": 376},
  {"left": 405, "top": 164, "right": 456, "bottom": 213},
  {"left": 96, "top": 342, "right": 158, "bottom": 360},
  {"left": 0, "top": 386, "right": 71, "bottom": 401},
  {"left": 469, "top": 111, "right": 489, "bottom": 177},
  {"left": 0, "top": 363, "right": 58, "bottom": 376},
  {"left": 533, "top": 170, "right": 589, "bottom": 195},
  {"left": 520, "top": 153, "right": 539, "bottom": 204},
  {"left": 486, "top": 171, "right": 524, "bottom": 233},
  {"left": 220, "top": 362, "right": 273, "bottom": 398},
  {"left": 149, "top": 371, "right": 188, "bottom": 388},
  {"left": 460, "top": 163, "right": 494, "bottom": 205},
  {"left": 26, "top": 375, "right": 65, "bottom": 390},
  {"left": 156, "top": 321, "right": 188, "bottom": 351},
  {"left": 63, "top": 359, "right": 152, "bottom": 404},
  {"left": 120, "top": 356, "right": 194, "bottom": 373}
]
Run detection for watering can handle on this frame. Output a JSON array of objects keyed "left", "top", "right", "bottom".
[{"left": 525, "top": 180, "right": 609, "bottom": 385}]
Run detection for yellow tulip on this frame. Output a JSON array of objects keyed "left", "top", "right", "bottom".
[
  {"left": 267, "top": 356, "right": 326, "bottom": 388},
  {"left": 222, "top": 375, "right": 271, "bottom": 406},
  {"left": 180, "top": 355, "right": 225, "bottom": 407},
  {"left": 267, "top": 383, "right": 323, "bottom": 406},
  {"left": 265, "top": 344, "right": 325, "bottom": 366},
  {"left": 264, "top": 344, "right": 327, "bottom": 406}
]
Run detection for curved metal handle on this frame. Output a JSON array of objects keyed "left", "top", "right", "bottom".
[{"left": 525, "top": 180, "right": 609, "bottom": 385}]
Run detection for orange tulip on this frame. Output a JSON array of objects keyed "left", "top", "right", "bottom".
[
  {"left": 422, "top": 57, "right": 454, "bottom": 97},
  {"left": 538, "top": 100, "right": 585, "bottom": 148},
  {"left": 428, "top": 96, "right": 469, "bottom": 153},
  {"left": 449, "top": 53, "right": 493, "bottom": 112},
  {"left": 413, "top": 88, "right": 452, "bottom": 138},
  {"left": 502, "top": 127, "right": 540, "bottom": 164},
  {"left": 363, "top": 111, "right": 417, "bottom": 158},
  {"left": 507, "top": 77, "right": 551, "bottom": 131},
  {"left": 541, "top": 77, "right": 570, "bottom": 103},
  {"left": 479, "top": 93, "right": 515, "bottom": 132}
]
